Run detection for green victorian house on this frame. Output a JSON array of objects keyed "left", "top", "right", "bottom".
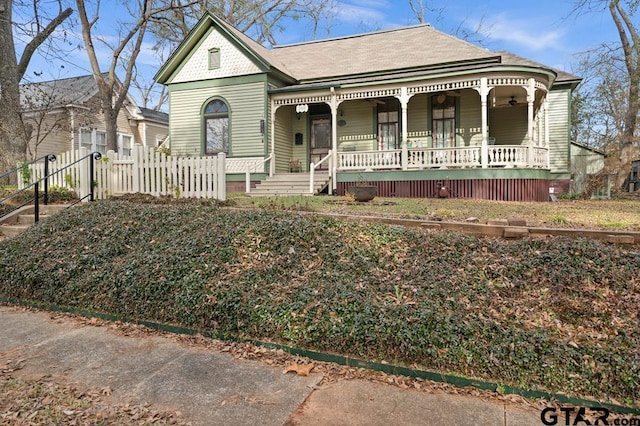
[{"left": 155, "top": 13, "right": 581, "bottom": 201}]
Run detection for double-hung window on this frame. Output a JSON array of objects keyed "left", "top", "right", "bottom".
[
  {"left": 119, "top": 134, "right": 133, "bottom": 157},
  {"left": 78, "top": 128, "right": 106, "bottom": 154},
  {"left": 78, "top": 128, "right": 131, "bottom": 156}
]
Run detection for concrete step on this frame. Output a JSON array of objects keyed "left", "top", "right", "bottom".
[
  {"left": 17, "top": 213, "right": 52, "bottom": 225},
  {"left": 253, "top": 183, "right": 322, "bottom": 190},
  {"left": 247, "top": 190, "right": 314, "bottom": 197},
  {"left": 262, "top": 173, "right": 329, "bottom": 183},
  {"left": 0, "top": 224, "right": 31, "bottom": 238},
  {"left": 0, "top": 204, "right": 70, "bottom": 238}
]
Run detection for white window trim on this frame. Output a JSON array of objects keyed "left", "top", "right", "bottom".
[
  {"left": 208, "top": 47, "right": 220, "bottom": 70},
  {"left": 118, "top": 133, "right": 134, "bottom": 158},
  {"left": 78, "top": 127, "right": 135, "bottom": 157}
]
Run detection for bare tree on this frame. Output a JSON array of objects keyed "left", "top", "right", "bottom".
[
  {"left": 21, "top": 81, "right": 68, "bottom": 159},
  {"left": 408, "top": 0, "right": 443, "bottom": 25},
  {"left": 407, "top": 0, "right": 488, "bottom": 45},
  {"left": 149, "top": 0, "right": 313, "bottom": 48},
  {"left": 75, "top": 0, "right": 185, "bottom": 152},
  {"left": 572, "top": 0, "right": 640, "bottom": 189},
  {"left": 130, "top": 0, "right": 336, "bottom": 111},
  {"left": 0, "top": 0, "right": 72, "bottom": 172},
  {"left": 302, "top": 0, "right": 337, "bottom": 40},
  {"left": 572, "top": 47, "right": 629, "bottom": 152}
]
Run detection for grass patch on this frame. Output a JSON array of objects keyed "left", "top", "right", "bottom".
[
  {"left": 228, "top": 193, "right": 640, "bottom": 230},
  {"left": 1, "top": 199, "right": 639, "bottom": 407}
]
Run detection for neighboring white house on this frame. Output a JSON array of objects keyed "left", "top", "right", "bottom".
[
  {"left": 155, "top": 13, "right": 582, "bottom": 201},
  {"left": 20, "top": 74, "right": 168, "bottom": 159}
]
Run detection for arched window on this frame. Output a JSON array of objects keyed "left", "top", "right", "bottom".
[{"left": 203, "top": 99, "right": 229, "bottom": 155}]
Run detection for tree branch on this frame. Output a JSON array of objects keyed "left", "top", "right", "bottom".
[{"left": 17, "top": 7, "right": 73, "bottom": 80}]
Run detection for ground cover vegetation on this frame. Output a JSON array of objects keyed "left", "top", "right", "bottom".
[
  {"left": 0, "top": 199, "right": 638, "bottom": 407},
  {"left": 0, "top": 186, "right": 77, "bottom": 216}
]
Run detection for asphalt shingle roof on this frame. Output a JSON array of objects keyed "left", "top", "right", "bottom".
[
  {"left": 20, "top": 74, "right": 99, "bottom": 110},
  {"left": 270, "top": 24, "right": 498, "bottom": 82}
]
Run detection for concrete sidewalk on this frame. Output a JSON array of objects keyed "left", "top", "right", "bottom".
[{"left": 0, "top": 305, "right": 542, "bottom": 425}]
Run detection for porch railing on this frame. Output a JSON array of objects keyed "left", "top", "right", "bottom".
[
  {"left": 245, "top": 155, "right": 273, "bottom": 193},
  {"left": 310, "top": 150, "right": 332, "bottom": 194},
  {"left": 487, "top": 145, "right": 528, "bottom": 167},
  {"left": 338, "top": 150, "right": 401, "bottom": 170},
  {"left": 408, "top": 147, "right": 481, "bottom": 168},
  {"left": 336, "top": 145, "right": 548, "bottom": 171}
]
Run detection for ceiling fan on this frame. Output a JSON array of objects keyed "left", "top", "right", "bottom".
[{"left": 492, "top": 95, "right": 523, "bottom": 108}]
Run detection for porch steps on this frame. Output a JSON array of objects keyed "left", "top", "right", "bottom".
[
  {"left": 249, "top": 172, "right": 330, "bottom": 196},
  {"left": 0, "top": 205, "right": 68, "bottom": 239}
]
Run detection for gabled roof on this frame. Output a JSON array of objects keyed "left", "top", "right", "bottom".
[
  {"left": 571, "top": 141, "right": 605, "bottom": 156},
  {"left": 156, "top": 13, "right": 581, "bottom": 89},
  {"left": 270, "top": 24, "right": 499, "bottom": 83},
  {"left": 139, "top": 107, "right": 169, "bottom": 124},
  {"left": 20, "top": 74, "right": 101, "bottom": 110},
  {"left": 154, "top": 12, "right": 294, "bottom": 84}
]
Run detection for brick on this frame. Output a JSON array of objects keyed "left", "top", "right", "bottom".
[
  {"left": 605, "top": 235, "right": 636, "bottom": 245},
  {"left": 420, "top": 223, "right": 442, "bottom": 230},
  {"left": 503, "top": 227, "right": 529, "bottom": 239},
  {"left": 508, "top": 218, "right": 527, "bottom": 227},
  {"left": 487, "top": 219, "right": 509, "bottom": 226}
]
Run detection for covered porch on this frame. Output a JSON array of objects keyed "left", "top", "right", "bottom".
[{"left": 271, "top": 76, "right": 551, "bottom": 176}]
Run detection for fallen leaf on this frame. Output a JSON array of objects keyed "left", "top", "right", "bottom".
[{"left": 284, "top": 363, "right": 314, "bottom": 376}]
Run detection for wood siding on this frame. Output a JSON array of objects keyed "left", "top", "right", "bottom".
[
  {"left": 337, "top": 102, "right": 375, "bottom": 151},
  {"left": 488, "top": 105, "right": 528, "bottom": 145},
  {"left": 458, "top": 90, "right": 482, "bottom": 147},
  {"left": 570, "top": 144, "right": 605, "bottom": 175},
  {"left": 274, "top": 106, "right": 294, "bottom": 172},
  {"left": 169, "top": 81, "right": 266, "bottom": 157},
  {"left": 26, "top": 111, "right": 70, "bottom": 157},
  {"left": 143, "top": 122, "right": 169, "bottom": 147},
  {"left": 547, "top": 88, "right": 570, "bottom": 173},
  {"left": 291, "top": 108, "right": 307, "bottom": 170},
  {"left": 25, "top": 94, "right": 146, "bottom": 158}
]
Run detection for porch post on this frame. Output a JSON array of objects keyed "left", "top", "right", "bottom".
[
  {"left": 398, "top": 87, "right": 410, "bottom": 170},
  {"left": 330, "top": 87, "right": 339, "bottom": 194},
  {"left": 270, "top": 100, "right": 276, "bottom": 177},
  {"left": 544, "top": 98, "right": 550, "bottom": 169},
  {"left": 527, "top": 78, "right": 535, "bottom": 166},
  {"left": 479, "top": 77, "right": 489, "bottom": 169}
]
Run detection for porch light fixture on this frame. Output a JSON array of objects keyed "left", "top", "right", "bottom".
[
  {"left": 295, "top": 104, "right": 308, "bottom": 120},
  {"left": 436, "top": 93, "right": 446, "bottom": 104}
]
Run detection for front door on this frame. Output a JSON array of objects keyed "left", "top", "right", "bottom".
[{"left": 310, "top": 118, "right": 331, "bottom": 170}]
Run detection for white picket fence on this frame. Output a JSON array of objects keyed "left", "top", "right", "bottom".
[{"left": 22, "top": 146, "right": 226, "bottom": 201}]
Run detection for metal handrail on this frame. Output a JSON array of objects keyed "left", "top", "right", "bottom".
[
  {"left": 0, "top": 154, "right": 56, "bottom": 183},
  {"left": 0, "top": 151, "right": 101, "bottom": 223}
]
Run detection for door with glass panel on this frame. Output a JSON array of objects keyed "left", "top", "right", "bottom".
[{"left": 310, "top": 118, "right": 331, "bottom": 171}]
